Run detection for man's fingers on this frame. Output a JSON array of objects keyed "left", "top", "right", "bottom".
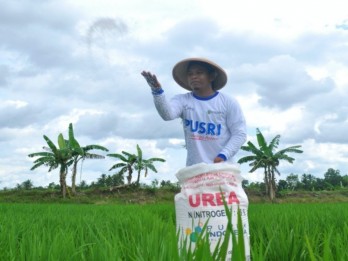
[
  {"left": 141, "top": 71, "right": 150, "bottom": 77},
  {"left": 141, "top": 71, "right": 161, "bottom": 88}
]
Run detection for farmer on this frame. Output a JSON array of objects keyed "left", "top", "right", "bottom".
[{"left": 141, "top": 57, "right": 247, "bottom": 166}]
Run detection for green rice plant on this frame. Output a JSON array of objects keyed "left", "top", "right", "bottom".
[
  {"left": 178, "top": 219, "right": 213, "bottom": 261},
  {"left": 0, "top": 203, "right": 179, "bottom": 261},
  {"left": 1, "top": 202, "right": 348, "bottom": 260},
  {"left": 248, "top": 203, "right": 348, "bottom": 261},
  {"left": 212, "top": 191, "right": 247, "bottom": 261}
]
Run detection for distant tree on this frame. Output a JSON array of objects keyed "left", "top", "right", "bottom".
[
  {"left": 324, "top": 168, "right": 342, "bottom": 188},
  {"left": 95, "top": 173, "right": 124, "bottom": 188},
  {"left": 277, "top": 179, "right": 288, "bottom": 191},
  {"left": 28, "top": 134, "right": 73, "bottom": 198},
  {"left": 107, "top": 151, "right": 137, "bottom": 185},
  {"left": 97, "top": 174, "right": 108, "bottom": 187},
  {"left": 286, "top": 174, "right": 300, "bottom": 191},
  {"left": 160, "top": 180, "right": 173, "bottom": 187},
  {"left": 21, "top": 179, "right": 34, "bottom": 190},
  {"left": 247, "top": 182, "right": 265, "bottom": 192},
  {"left": 242, "top": 180, "right": 249, "bottom": 189},
  {"left": 342, "top": 175, "right": 348, "bottom": 187},
  {"left": 110, "top": 173, "right": 124, "bottom": 186},
  {"left": 78, "top": 180, "right": 89, "bottom": 189},
  {"left": 105, "top": 175, "right": 114, "bottom": 187},
  {"left": 238, "top": 128, "right": 303, "bottom": 201},
  {"left": 67, "top": 123, "right": 108, "bottom": 195},
  {"left": 48, "top": 182, "right": 59, "bottom": 190},
  {"left": 314, "top": 178, "right": 327, "bottom": 191},
  {"left": 301, "top": 173, "right": 317, "bottom": 191},
  {"left": 133, "top": 144, "right": 166, "bottom": 186},
  {"left": 107, "top": 144, "right": 166, "bottom": 187},
  {"left": 151, "top": 179, "right": 159, "bottom": 188}
]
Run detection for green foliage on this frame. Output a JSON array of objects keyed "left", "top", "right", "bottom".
[
  {"left": 271, "top": 168, "right": 348, "bottom": 193},
  {"left": 28, "top": 123, "right": 109, "bottom": 197},
  {"left": 107, "top": 152, "right": 137, "bottom": 185},
  {"left": 28, "top": 133, "right": 72, "bottom": 198},
  {"left": 1, "top": 203, "right": 347, "bottom": 260},
  {"left": 16, "top": 180, "right": 34, "bottom": 190},
  {"left": 249, "top": 203, "right": 348, "bottom": 260},
  {"left": 67, "top": 123, "right": 109, "bottom": 194},
  {"left": 95, "top": 173, "right": 124, "bottom": 187},
  {"left": 107, "top": 144, "right": 165, "bottom": 186},
  {"left": 324, "top": 168, "right": 342, "bottom": 187},
  {"left": 238, "top": 128, "right": 303, "bottom": 201}
]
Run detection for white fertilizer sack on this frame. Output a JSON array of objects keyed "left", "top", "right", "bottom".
[{"left": 175, "top": 163, "right": 250, "bottom": 260}]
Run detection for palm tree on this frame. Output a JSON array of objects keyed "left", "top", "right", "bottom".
[
  {"left": 133, "top": 144, "right": 166, "bottom": 186},
  {"left": 28, "top": 134, "right": 73, "bottom": 198},
  {"left": 67, "top": 123, "right": 109, "bottom": 195},
  {"left": 237, "top": 128, "right": 303, "bottom": 201}
]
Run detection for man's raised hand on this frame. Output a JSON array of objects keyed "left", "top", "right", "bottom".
[{"left": 141, "top": 71, "right": 162, "bottom": 89}]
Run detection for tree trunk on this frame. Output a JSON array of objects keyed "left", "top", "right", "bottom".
[
  {"left": 264, "top": 168, "right": 269, "bottom": 195},
  {"left": 268, "top": 168, "right": 276, "bottom": 202},
  {"left": 126, "top": 165, "right": 133, "bottom": 184},
  {"left": 59, "top": 167, "right": 67, "bottom": 198},
  {"left": 136, "top": 170, "right": 141, "bottom": 186},
  {"left": 269, "top": 186, "right": 275, "bottom": 201},
  {"left": 71, "top": 161, "right": 77, "bottom": 195}
]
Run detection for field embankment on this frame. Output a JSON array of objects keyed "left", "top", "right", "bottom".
[{"left": 2, "top": 187, "right": 348, "bottom": 204}]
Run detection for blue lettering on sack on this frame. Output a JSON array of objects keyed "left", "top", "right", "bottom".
[{"left": 184, "top": 119, "right": 221, "bottom": 136}]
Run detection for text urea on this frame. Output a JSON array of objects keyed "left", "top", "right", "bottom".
[
  {"left": 184, "top": 119, "right": 221, "bottom": 136},
  {"left": 188, "top": 192, "right": 240, "bottom": 207}
]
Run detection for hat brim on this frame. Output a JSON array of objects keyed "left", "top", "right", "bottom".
[{"left": 172, "top": 58, "right": 227, "bottom": 91}]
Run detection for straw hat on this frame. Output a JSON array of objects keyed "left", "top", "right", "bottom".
[{"left": 172, "top": 58, "right": 227, "bottom": 91}]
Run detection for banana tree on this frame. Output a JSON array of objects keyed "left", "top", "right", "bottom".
[
  {"left": 107, "top": 151, "right": 137, "bottom": 185},
  {"left": 133, "top": 144, "right": 166, "bottom": 186},
  {"left": 107, "top": 144, "right": 165, "bottom": 186},
  {"left": 28, "top": 134, "right": 73, "bottom": 198},
  {"left": 67, "top": 123, "right": 109, "bottom": 194},
  {"left": 238, "top": 128, "right": 303, "bottom": 201}
]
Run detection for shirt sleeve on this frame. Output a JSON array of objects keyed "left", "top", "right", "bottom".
[
  {"left": 219, "top": 98, "right": 247, "bottom": 160},
  {"left": 152, "top": 92, "right": 184, "bottom": 121}
]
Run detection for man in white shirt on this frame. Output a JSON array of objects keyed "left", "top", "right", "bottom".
[{"left": 141, "top": 58, "right": 246, "bottom": 166}]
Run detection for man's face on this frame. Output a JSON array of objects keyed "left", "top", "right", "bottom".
[{"left": 187, "top": 64, "right": 214, "bottom": 92}]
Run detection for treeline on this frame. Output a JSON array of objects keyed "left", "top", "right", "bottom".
[
  {"left": 245, "top": 168, "right": 348, "bottom": 192},
  {"left": 7, "top": 167, "right": 348, "bottom": 194},
  {"left": 1, "top": 173, "right": 178, "bottom": 192}
]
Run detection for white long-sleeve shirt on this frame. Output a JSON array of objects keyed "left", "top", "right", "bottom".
[{"left": 153, "top": 91, "right": 247, "bottom": 166}]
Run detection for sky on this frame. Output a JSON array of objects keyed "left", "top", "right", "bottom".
[{"left": 1, "top": 0, "right": 348, "bottom": 189}]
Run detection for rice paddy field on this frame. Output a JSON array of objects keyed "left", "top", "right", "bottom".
[{"left": 1, "top": 202, "right": 348, "bottom": 261}]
